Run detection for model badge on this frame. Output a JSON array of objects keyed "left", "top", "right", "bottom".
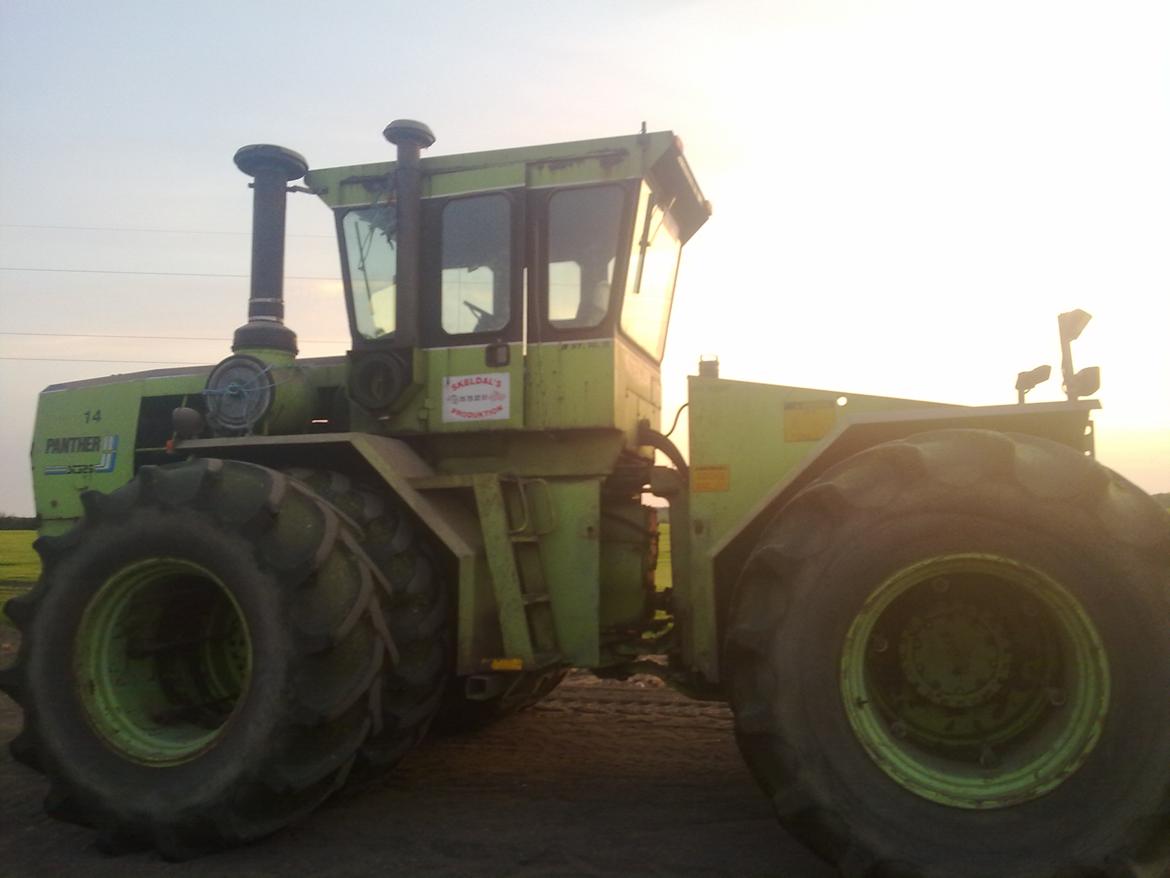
[{"left": 44, "top": 434, "right": 119, "bottom": 475}]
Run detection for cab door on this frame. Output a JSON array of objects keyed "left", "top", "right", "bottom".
[
  {"left": 524, "top": 180, "right": 639, "bottom": 430},
  {"left": 419, "top": 185, "right": 526, "bottom": 431}
]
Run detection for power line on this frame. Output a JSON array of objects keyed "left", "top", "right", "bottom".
[
  {"left": 0, "top": 330, "right": 346, "bottom": 343},
  {"left": 0, "top": 222, "right": 332, "bottom": 239},
  {"left": 0, "top": 356, "right": 203, "bottom": 365},
  {"left": 0, "top": 266, "right": 338, "bottom": 281}
]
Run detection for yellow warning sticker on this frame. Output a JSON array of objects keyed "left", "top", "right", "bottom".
[
  {"left": 784, "top": 400, "right": 837, "bottom": 442},
  {"left": 692, "top": 465, "right": 731, "bottom": 493}
]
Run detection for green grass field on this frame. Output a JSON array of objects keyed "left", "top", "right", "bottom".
[
  {"left": 0, "top": 531, "right": 39, "bottom": 583},
  {"left": 1, "top": 531, "right": 38, "bottom": 621},
  {"left": 655, "top": 523, "right": 672, "bottom": 592}
]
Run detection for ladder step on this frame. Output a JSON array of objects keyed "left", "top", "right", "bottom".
[{"left": 523, "top": 591, "right": 551, "bottom": 606}]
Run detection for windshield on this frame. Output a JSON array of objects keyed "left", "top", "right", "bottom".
[
  {"left": 621, "top": 185, "right": 682, "bottom": 359},
  {"left": 343, "top": 205, "right": 397, "bottom": 339}
]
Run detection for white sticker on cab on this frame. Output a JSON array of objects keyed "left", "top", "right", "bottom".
[{"left": 442, "top": 373, "right": 510, "bottom": 423}]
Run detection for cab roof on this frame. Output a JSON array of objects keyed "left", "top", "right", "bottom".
[{"left": 305, "top": 129, "right": 711, "bottom": 243}]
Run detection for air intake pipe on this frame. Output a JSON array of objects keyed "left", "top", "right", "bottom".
[
  {"left": 382, "top": 119, "right": 435, "bottom": 348},
  {"left": 231, "top": 144, "right": 309, "bottom": 354}
]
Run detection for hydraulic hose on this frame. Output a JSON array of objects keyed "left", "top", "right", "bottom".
[{"left": 637, "top": 420, "right": 688, "bottom": 479}]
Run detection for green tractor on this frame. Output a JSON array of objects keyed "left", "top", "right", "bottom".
[{"left": 3, "top": 121, "right": 1167, "bottom": 876}]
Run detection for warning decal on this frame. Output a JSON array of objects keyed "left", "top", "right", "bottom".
[{"left": 692, "top": 465, "right": 731, "bottom": 493}]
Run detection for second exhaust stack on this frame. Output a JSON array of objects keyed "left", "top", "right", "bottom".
[{"left": 382, "top": 119, "right": 435, "bottom": 349}]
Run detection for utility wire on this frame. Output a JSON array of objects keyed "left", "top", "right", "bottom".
[
  {"left": 0, "top": 356, "right": 203, "bottom": 365},
  {"left": 0, "top": 266, "right": 337, "bottom": 281},
  {"left": 0, "top": 330, "right": 345, "bottom": 343},
  {"left": 0, "top": 222, "right": 332, "bottom": 239}
]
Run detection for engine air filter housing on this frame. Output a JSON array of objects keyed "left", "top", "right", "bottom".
[{"left": 204, "top": 354, "right": 274, "bottom": 434}]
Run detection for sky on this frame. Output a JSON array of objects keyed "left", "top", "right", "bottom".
[{"left": 1, "top": 0, "right": 1167, "bottom": 516}]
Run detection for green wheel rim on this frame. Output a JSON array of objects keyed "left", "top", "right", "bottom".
[
  {"left": 75, "top": 558, "right": 252, "bottom": 765},
  {"left": 841, "top": 553, "right": 1109, "bottom": 809}
]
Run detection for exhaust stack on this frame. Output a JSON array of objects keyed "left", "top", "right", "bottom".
[
  {"left": 231, "top": 144, "right": 309, "bottom": 354},
  {"left": 382, "top": 119, "right": 435, "bottom": 348}
]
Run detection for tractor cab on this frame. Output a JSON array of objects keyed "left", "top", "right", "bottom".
[{"left": 306, "top": 124, "right": 710, "bottom": 442}]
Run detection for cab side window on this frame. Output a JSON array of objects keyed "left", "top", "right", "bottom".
[
  {"left": 546, "top": 186, "right": 625, "bottom": 329},
  {"left": 440, "top": 194, "right": 512, "bottom": 335}
]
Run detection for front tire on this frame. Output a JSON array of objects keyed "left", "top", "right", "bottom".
[
  {"left": 0, "top": 459, "right": 395, "bottom": 857},
  {"left": 725, "top": 430, "right": 1170, "bottom": 878}
]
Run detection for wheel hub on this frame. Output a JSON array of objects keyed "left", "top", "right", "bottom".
[
  {"left": 841, "top": 554, "right": 1109, "bottom": 809},
  {"left": 899, "top": 600, "right": 1012, "bottom": 709}
]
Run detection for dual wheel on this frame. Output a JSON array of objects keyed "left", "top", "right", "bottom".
[{"left": 727, "top": 430, "right": 1170, "bottom": 877}]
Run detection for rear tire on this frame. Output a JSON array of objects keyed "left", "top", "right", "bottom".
[
  {"left": 725, "top": 430, "right": 1170, "bottom": 878},
  {"left": 0, "top": 459, "right": 395, "bottom": 857}
]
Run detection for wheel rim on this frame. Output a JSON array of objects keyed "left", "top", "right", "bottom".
[
  {"left": 840, "top": 553, "right": 1109, "bottom": 809},
  {"left": 75, "top": 558, "right": 252, "bottom": 765}
]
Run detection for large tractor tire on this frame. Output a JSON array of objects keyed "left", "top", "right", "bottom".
[
  {"left": 0, "top": 459, "right": 403, "bottom": 858},
  {"left": 724, "top": 430, "right": 1170, "bottom": 878},
  {"left": 284, "top": 468, "right": 449, "bottom": 769}
]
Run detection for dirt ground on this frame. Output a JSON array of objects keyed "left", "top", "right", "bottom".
[{"left": 0, "top": 624, "right": 833, "bottom": 878}]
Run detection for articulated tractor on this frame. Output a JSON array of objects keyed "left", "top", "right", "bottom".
[{"left": 3, "top": 121, "right": 1168, "bottom": 877}]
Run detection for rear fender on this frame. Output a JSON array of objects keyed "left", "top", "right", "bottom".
[{"left": 703, "top": 400, "right": 1098, "bottom": 682}]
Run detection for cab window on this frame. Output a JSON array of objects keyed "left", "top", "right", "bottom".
[
  {"left": 342, "top": 206, "right": 397, "bottom": 339},
  {"left": 440, "top": 194, "right": 512, "bottom": 335},
  {"left": 546, "top": 186, "right": 625, "bottom": 329},
  {"left": 621, "top": 185, "right": 682, "bottom": 360}
]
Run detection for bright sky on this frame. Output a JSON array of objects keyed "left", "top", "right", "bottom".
[{"left": 1, "top": 1, "right": 1167, "bottom": 515}]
